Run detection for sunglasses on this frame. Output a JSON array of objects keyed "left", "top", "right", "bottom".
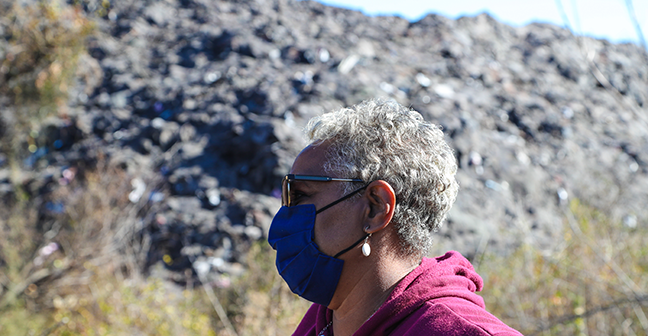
[{"left": 281, "top": 174, "right": 364, "bottom": 207}]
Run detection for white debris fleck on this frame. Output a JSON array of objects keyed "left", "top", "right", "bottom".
[
  {"left": 128, "top": 178, "right": 146, "bottom": 203},
  {"left": 338, "top": 54, "right": 359, "bottom": 74},
  {"left": 319, "top": 48, "right": 330, "bottom": 62},
  {"left": 151, "top": 117, "right": 166, "bottom": 129},
  {"left": 557, "top": 188, "right": 568, "bottom": 201},
  {"left": 149, "top": 191, "right": 164, "bottom": 203},
  {"left": 207, "top": 188, "right": 221, "bottom": 207},
  {"left": 40, "top": 242, "right": 59, "bottom": 257},
  {"left": 469, "top": 151, "right": 482, "bottom": 166},
  {"left": 561, "top": 106, "right": 574, "bottom": 119},
  {"left": 294, "top": 70, "right": 313, "bottom": 85},
  {"left": 268, "top": 49, "right": 281, "bottom": 60},
  {"left": 284, "top": 111, "right": 296, "bottom": 128},
  {"left": 357, "top": 40, "right": 375, "bottom": 57},
  {"left": 416, "top": 73, "right": 431, "bottom": 87},
  {"left": 485, "top": 180, "right": 501, "bottom": 191},
  {"left": 433, "top": 84, "right": 454, "bottom": 99},
  {"left": 203, "top": 71, "right": 221, "bottom": 84},
  {"left": 380, "top": 82, "right": 395, "bottom": 94},
  {"left": 244, "top": 226, "right": 262, "bottom": 240},
  {"left": 516, "top": 151, "right": 531, "bottom": 166},
  {"left": 183, "top": 99, "right": 196, "bottom": 110},
  {"left": 113, "top": 130, "right": 125, "bottom": 140},
  {"left": 193, "top": 260, "right": 210, "bottom": 277},
  {"left": 623, "top": 215, "right": 637, "bottom": 228},
  {"left": 210, "top": 257, "right": 225, "bottom": 268},
  {"left": 539, "top": 152, "right": 551, "bottom": 166}
]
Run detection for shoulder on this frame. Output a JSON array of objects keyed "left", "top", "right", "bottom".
[
  {"left": 392, "top": 300, "right": 523, "bottom": 336},
  {"left": 293, "top": 304, "right": 328, "bottom": 336}
]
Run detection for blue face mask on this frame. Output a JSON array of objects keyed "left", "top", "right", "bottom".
[{"left": 268, "top": 186, "right": 369, "bottom": 306}]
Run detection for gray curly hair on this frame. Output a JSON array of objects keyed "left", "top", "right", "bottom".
[{"left": 305, "top": 99, "right": 459, "bottom": 256}]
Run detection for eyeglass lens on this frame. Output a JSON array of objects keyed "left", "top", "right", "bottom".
[{"left": 281, "top": 177, "right": 291, "bottom": 207}]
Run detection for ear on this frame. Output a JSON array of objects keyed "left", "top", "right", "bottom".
[{"left": 363, "top": 180, "right": 396, "bottom": 233}]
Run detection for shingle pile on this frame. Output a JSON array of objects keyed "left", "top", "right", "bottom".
[{"left": 1, "top": 0, "right": 646, "bottom": 280}]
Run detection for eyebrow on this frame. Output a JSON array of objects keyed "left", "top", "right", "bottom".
[{"left": 292, "top": 180, "right": 316, "bottom": 190}]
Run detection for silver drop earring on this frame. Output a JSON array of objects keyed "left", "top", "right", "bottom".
[{"left": 362, "top": 233, "right": 372, "bottom": 257}]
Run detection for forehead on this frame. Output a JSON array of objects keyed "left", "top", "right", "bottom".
[{"left": 289, "top": 144, "right": 328, "bottom": 175}]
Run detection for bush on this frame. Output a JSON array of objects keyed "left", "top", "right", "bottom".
[
  {"left": 0, "top": 4, "right": 312, "bottom": 333},
  {"left": 216, "top": 242, "right": 311, "bottom": 336},
  {"left": 0, "top": 0, "right": 94, "bottom": 174},
  {"left": 1, "top": 0, "right": 93, "bottom": 110},
  {"left": 478, "top": 199, "right": 648, "bottom": 336},
  {"left": 1, "top": 2, "right": 645, "bottom": 335},
  {"left": 0, "top": 159, "right": 221, "bottom": 335},
  {"left": 0, "top": 148, "right": 307, "bottom": 336}
]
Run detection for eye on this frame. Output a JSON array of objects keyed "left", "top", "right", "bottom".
[{"left": 292, "top": 190, "right": 308, "bottom": 205}]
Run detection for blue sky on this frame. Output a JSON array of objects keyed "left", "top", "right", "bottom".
[{"left": 315, "top": 0, "right": 647, "bottom": 45}]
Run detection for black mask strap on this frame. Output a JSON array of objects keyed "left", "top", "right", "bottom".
[
  {"left": 333, "top": 233, "right": 370, "bottom": 259},
  {"left": 315, "top": 183, "right": 370, "bottom": 259},
  {"left": 315, "top": 184, "right": 368, "bottom": 214}
]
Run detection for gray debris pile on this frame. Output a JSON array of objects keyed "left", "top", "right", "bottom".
[{"left": 1, "top": 0, "right": 647, "bottom": 280}]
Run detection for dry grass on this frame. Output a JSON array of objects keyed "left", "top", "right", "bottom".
[
  {"left": 4, "top": 177, "right": 643, "bottom": 336},
  {"left": 478, "top": 199, "right": 648, "bottom": 336},
  {"left": 0, "top": 159, "right": 220, "bottom": 335},
  {"left": 0, "top": 0, "right": 94, "bottom": 112},
  {"left": 0, "top": 155, "right": 308, "bottom": 335},
  {"left": 1, "top": 1, "right": 647, "bottom": 335},
  {"left": 0, "top": 0, "right": 95, "bottom": 188},
  {"left": 215, "top": 242, "right": 311, "bottom": 336},
  {"left": 0, "top": 2, "right": 312, "bottom": 327}
]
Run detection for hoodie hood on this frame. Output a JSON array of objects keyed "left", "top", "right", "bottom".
[
  {"left": 295, "top": 251, "right": 522, "bottom": 335},
  {"left": 296, "top": 251, "right": 495, "bottom": 336},
  {"left": 355, "top": 251, "right": 485, "bottom": 335}
]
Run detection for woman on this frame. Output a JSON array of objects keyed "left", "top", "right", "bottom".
[{"left": 269, "top": 99, "right": 522, "bottom": 336}]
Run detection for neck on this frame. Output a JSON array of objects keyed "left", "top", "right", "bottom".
[{"left": 329, "top": 257, "right": 419, "bottom": 336}]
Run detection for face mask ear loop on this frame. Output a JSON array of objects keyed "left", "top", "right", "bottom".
[
  {"left": 333, "top": 233, "right": 370, "bottom": 259},
  {"left": 315, "top": 184, "right": 368, "bottom": 214}
]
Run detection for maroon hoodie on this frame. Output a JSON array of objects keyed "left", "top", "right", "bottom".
[{"left": 293, "top": 251, "right": 523, "bottom": 336}]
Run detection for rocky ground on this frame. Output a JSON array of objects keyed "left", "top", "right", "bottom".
[{"left": 2, "top": 0, "right": 647, "bottom": 283}]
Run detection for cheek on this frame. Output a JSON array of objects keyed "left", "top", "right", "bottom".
[
  {"left": 313, "top": 214, "right": 334, "bottom": 256},
  {"left": 313, "top": 208, "right": 359, "bottom": 257}
]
